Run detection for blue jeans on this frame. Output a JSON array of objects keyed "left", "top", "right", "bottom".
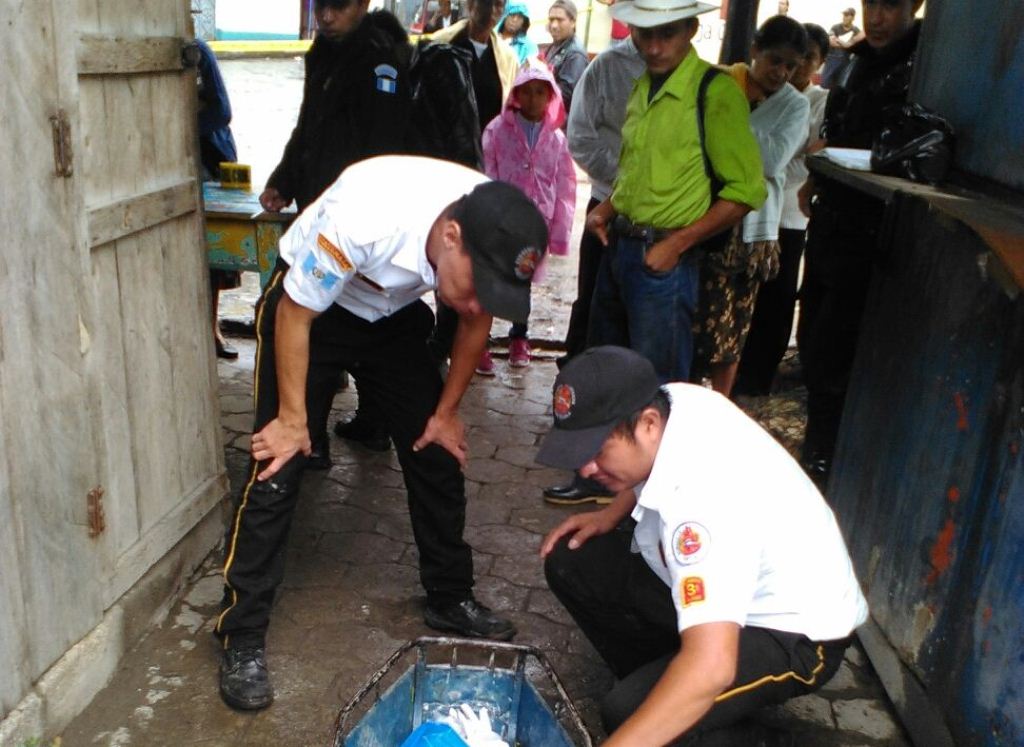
[{"left": 587, "top": 235, "right": 699, "bottom": 382}]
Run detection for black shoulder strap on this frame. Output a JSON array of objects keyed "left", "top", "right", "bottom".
[{"left": 696, "top": 66, "right": 723, "bottom": 196}]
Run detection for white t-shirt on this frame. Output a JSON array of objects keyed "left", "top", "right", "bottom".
[
  {"left": 630, "top": 383, "right": 868, "bottom": 641},
  {"left": 780, "top": 85, "right": 829, "bottom": 231},
  {"left": 277, "top": 156, "right": 489, "bottom": 321}
]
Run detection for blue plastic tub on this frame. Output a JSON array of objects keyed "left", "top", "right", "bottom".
[{"left": 332, "top": 637, "right": 593, "bottom": 746}]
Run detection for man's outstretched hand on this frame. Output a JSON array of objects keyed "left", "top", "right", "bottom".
[{"left": 251, "top": 417, "right": 311, "bottom": 481}]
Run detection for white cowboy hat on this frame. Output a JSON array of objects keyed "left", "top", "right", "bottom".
[{"left": 611, "top": 0, "right": 720, "bottom": 28}]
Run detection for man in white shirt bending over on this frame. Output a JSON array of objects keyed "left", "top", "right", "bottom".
[{"left": 538, "top": 345, "right": 868, "bottom": 745}]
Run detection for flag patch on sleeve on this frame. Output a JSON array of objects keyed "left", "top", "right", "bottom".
[
  {"left": 301, "top": 251, "right": 340, "bottom": 291},
  {"left": 317, "top": 233, "right": 354, "bottom": 272}
]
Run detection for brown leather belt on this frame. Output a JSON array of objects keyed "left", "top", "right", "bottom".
[{"left": 612, "top": 214, "right": 677, "bottom": 244}]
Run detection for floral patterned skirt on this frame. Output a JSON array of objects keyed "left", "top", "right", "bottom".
[{"left": 692, "top": 227, "right": 781, "bottom": 375}]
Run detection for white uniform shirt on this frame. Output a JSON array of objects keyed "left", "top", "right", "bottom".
[
  {"left": 277, "top": 156, "right": 489, "bottom": 321},
  {"left": 630, "top": 383, "right": 868, "bottom": 641}
]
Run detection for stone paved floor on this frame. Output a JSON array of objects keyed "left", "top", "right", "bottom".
[{"left": 61, "top": 340, "right": 908, "bottom": 747}]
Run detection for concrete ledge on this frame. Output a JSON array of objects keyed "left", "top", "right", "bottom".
[
  {"left": 0, "top": 502, "right": 226, "bottom": 743},
  {"left": 208, "top": 39, "right": 311, "bottom": 59}
]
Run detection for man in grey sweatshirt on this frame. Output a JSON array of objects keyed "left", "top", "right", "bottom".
[{"left": 545, "top": 37, "right": 645, "bottom": 506}]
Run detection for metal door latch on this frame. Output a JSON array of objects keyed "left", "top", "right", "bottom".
[
  {"left": 50, "top": 109, "right": 73, "bottom": 177},
  {"left": 87, "top": 486, "right": 106, "bottom": 538}
]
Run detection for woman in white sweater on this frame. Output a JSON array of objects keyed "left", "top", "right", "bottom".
[
  {"left": 736, "top": 23, "right": 830, "bottom": 396},
  {"left": 693, "top": 15, "right": 811, "bottom": 396}
]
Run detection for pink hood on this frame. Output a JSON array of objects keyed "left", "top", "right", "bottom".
[{"left": 503, "top": 64, "right": 566, "bottom": 130}]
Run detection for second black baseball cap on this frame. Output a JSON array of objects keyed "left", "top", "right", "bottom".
[{"left": 535, "top": 346, "right": 662, "bottom": 471}]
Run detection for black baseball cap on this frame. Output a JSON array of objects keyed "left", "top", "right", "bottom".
[
  {"left": 454, "top": 181, "right": 549, "bottom": 324},
  {"left": 536, "top": 346, "right": 662, "bottom": 470}
]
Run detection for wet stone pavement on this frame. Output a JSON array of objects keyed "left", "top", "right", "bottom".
[{"left": 61, "top": 340, "right": 909, "bottom": 746}]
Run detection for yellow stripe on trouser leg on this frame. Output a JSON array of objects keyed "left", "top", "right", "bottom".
[
  {"left": 712, "top": 645, "right": 826, "bottom": 703},
  {"left": 216, "top": 270, "right": 285, "bottom": 649}
]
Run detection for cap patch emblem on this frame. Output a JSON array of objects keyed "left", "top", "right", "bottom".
[
  {"left": 671, "top": 522, "right": 709, "bottom": 565},
  {"left": 514, "top": 246, "right": 542, "bottom": 281},
  {"left": 681, "top": 576, "right": 705, "bottom": 607},
  {"left": 553, "top": 383, "right": 575, "bottom": 420}
]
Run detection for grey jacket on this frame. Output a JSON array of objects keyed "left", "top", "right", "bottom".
[{"left": 566, "top": 38, "right": 645, "bottom": 202}]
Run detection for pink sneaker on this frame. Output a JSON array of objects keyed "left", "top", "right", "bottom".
[
  {"left": 509, "top": 337, "right": 531, "bottom": 367},
  {"left": 475, "top": 349, "right": 496, "bottom": 376}
]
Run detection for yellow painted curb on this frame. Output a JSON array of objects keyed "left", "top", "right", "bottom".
[{"left": 208, "top": 39, "right": 312, "bottom": 58}]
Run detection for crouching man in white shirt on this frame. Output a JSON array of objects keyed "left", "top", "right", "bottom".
[{"left": 537, "top": 345, "right": 868, "bottom": 745}]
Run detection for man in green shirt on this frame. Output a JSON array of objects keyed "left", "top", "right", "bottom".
[{"left": 586, "top": 0, "right": 766, "bottom": 383}]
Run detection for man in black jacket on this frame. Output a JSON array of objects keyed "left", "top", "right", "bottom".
[
  {"left": 797, "top": 0, "right": 924, "bottom": 485},
  {"left": 259, "top": 0, "right": 410, "bottom": 214},
  {"left": 259, "top": 0, "right": 413, "bottom": 459}
]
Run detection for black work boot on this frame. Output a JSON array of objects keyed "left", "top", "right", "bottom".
[
  {"left": 333, "top": 415, "right": 392, "bottom": 452},
  {"left": 424, "top": 598, "right": 517, "bottom": 641},
  {"left": 220, "top": 645, "right": 273, "bottom": 711}
]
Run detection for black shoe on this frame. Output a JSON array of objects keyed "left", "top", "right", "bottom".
[
  {"left": 220, "top": 646, "right": 273, "bottom": 711},
  {"left": 215, "top": 337, "right": 239, "bottom": 360},
  {"left": 800, "top": 456, "right": 831, "bottom": 491},
  {"left": 333, "top": 416, "right": 392, "bottom": 452},
  {"left": 306, "top": 437, "right": 331, "bottom": 470},
  {"left": 424, "top": 598, "right": 517, "bottom": 641},
  {"left": 543, "top": 476, "right": 615, "bottom": 506}
]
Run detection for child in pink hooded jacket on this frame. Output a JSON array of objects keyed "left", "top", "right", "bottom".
[{"left": 478, "top": 64, "right": 577, "bottom": 373}]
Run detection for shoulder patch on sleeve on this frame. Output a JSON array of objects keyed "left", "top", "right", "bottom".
[
  {"left": 670, "top": 522, "right": 710, "bottom": 566},
  {"left": 317, "top": 233, "right": 354, "bottom": 272},
  {"left": 301, "top": 251, "right": 340, "bottom": 291},
  {"left": 374, "top": 64, "right": 398, "bottom": 94},
  {"left": 681, "top": 576, "right": 705, "bottom": 607}
]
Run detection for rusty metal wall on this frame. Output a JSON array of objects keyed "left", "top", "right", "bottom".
[
  {"left": 830, "top": 196, "right": 1024, "bottom": 746},
  {"left": 912, "top": 1, "right": 1024, "bottom": 190}
]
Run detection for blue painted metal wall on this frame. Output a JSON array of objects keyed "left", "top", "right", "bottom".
[
  {"left": 831, "top": 196, "right": 1024, "bottom": 746},
  {"left": 913, "top": 1, "right": 1024, "bottom": 190}
]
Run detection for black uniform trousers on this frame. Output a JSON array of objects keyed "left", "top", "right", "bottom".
[
  {"left": 217, "top": 264, "right": 474, "bottom": 649},
  {"left": 563, "top": 196, "right": 606, "bottom": 359},
  {"left": 544, "top": 522, "right": 849, "bottom": 745},
  {"left": 796, "top": 186, "right": 883, "bottom": 463},
  {"left": 735, "top": 227, "right": 806, "bottom": 396}
]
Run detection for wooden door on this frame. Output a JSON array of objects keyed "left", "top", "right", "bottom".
[
  {"left": 73, "top": 0, "right": 227, "bottom": 608},
  {"left": 0, "top": 0, "right": 104, "bottom": 694},
  {"left": 0, "top": 0, "right": 227, "bottom": 707}
]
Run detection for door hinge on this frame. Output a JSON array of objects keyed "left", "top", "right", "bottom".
[
  {"left": 50, "top": 109, "right": 74, "bottom": 177},
  {"left": 87, "top": 486, "right": 106, "bottom": 538}
]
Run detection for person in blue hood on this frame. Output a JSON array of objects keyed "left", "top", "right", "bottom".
[{"left": 498, "top": 2, "right": 538, "bottom": 64}]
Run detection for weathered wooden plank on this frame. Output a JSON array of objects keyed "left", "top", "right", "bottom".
[
  {"left": 86, "top": 243, "right": 141, "bottom": 563},
  {"left": 77, "top": 35, "right": 183, "bottom": 76},
  {"left": 87, "top": 180, "right": 197, "bottom": 248},
  {"left": 105, "top": 473, "right": 227, "bottom": 609},
  {"left": 162, "top": 216, "right": 224, "bottom": 491},
  {"left": 115, "top": 228, "right": 184, "bottom": 535},
  {"left": 0, "top": 400, "right": 31, "bottom": 713}
]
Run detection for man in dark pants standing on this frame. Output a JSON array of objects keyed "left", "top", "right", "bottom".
[
  {"left": 538, "top": 346, "right": 867, "bottom": 745},
  {"left": 260, "top": 0, "right": 412, "bottom": 456},
  {"left": 217, "top": 156, "right": 548, "bottom": 710},
  {"left": 797, "top": 0, "right": 924, "bottom": 485}
]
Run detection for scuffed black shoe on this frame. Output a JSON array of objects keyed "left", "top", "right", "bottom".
[
  {"left": 332, "top": 416, "right": 392, "bottom": 452},
  {"left": 424, "top": 598, "right": 517, "bottom": 641},
  {"left": 800, "top": 456, "right": 831, "bottom": 491},
  {"left": 220, "top": 646, "right": 273, "bottom": 711},
  {"left": 306, "top": 436, "right": 331, "bottom": 470},
  {"left": 543, "top": 475, "right": 615, "bottom": 506}
]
